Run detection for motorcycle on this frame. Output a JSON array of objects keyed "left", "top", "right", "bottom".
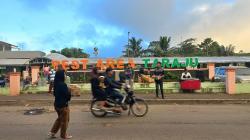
[{"left": 90, "top": 84, "right": 148, "bottom": 117}]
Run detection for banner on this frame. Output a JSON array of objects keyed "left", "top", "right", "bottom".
[{"left": 52, "top": 57, "right": 199, "bottom": 70}]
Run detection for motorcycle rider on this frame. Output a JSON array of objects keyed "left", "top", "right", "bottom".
[
  {"left": 104, "top": 67, "right": 124, "bottom": 106},
  {"left": 90, "top": 67, "right": 107, "bottom": 109}
]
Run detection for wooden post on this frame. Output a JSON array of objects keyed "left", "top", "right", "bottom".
[
  {"left": 9, "top": 72, "right": 21, "bottom": 96},
  {"left": 225, "top": 67, "right": 236, "bottom": 94}
]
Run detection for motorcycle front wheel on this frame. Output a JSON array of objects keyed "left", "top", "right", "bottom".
[
  {"left": 90, "top": 100, "right": 107, "bottom": 117},
  {"left": 131, "top": 98, "right": 148, "bottom": 117}
]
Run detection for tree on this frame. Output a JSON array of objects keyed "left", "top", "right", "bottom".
[
  {"left": 178, "top": 38, "right": 199, "bottom": 56},
  {"left": 145, "top": 36, "right": 171, "bottom": 57},
  {"left": 217, "top": 45, "right": 226, "bottom": 56},
  {"left": 199, "top": 38, "right": 213, "bottom": 56},
  {"left": 239, "top": 50, "right": 244, "bottom": 54},
  {"left": 159, "top": 36, "right": 171, "bottom": 56},
  {"left": 198, "top": 38, "right": 232, "bottom": 56},
  {"left": 140, "top": 47, "right": 153, "bottom": 57},
  {"left": 210, "top": 41, "right": 222, "bottom": 56},
  {"left": 125, "top": 37, "right": 143, "bottom": 57},
  {"left": 50, "top": 50, "right": 60, "bottom": 53},
  {"left": 122, "top": 36, "right": 240, "bottom": 57},
  {"left": 147, "top": 41, "right": 160, "bottom": 57},
  {"left": 167, "top": 47, "right": 183, "bottom": 57},
  {"left": 60, "top": 47, "right": 90, "bottom": 58},
  {"left": 224, "top": 44, "right": 235, "bottom": 56}
]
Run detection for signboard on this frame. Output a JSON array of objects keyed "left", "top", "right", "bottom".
[{"left": 52, "top": 57, "right": 199, "bottom": 70}]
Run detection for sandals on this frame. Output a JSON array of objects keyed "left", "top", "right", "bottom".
[
  {"left": 48, "top": 132, "right": 72, "bottom": 139},
  {"left": 48, "top": 132, "right": 56, "bottom": 139},
  {"left": 61, "top": 135, "right": 73, "bottom": 139}
]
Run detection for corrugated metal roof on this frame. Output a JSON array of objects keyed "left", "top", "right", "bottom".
[
  {"left": 0, "top": 41, "right": 17, "bottom": 48},
  {"left": 195, "top": 57, "right": 250, "bottom": 63},
  {"left": 0, "top": 59, "right": 30, "bottom": 66},
  {"left": 45, "top": 53, "right": 67, "bottom": 60},
  {"left": 0, "top": 51, "right": 45, "bottom": 59}
]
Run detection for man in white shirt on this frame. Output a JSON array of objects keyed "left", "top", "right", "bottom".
[
  {"left": 48, "top": 68, "right": 56, "bottom": 94},
  {"left": 181, "top": 68, "right": 192, "bottom": 80}
]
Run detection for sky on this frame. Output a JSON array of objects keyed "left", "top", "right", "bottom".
[{"left": 0, "top": 0, "right": 249, "bottom": 57}]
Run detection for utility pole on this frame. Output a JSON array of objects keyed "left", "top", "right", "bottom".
[{"left": 127, "top": 31, "right": 130, "bottom": 57}]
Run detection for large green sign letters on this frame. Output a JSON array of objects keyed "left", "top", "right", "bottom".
[{"left": 142, "top": 58, "right": 199, "bottom": 68}]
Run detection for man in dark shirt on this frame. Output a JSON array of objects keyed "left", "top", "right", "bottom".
[
  {"left": 124, "top": 64, "right": 135, "bottom": 90},
  {"left": 104, "top": 67, "right": 124, "bottom": 104},
  {"left": 195, "top": 65, "right": 205, "bottom": 82},
  {"left": 153, "top": 62, "right": 165, "bottom": 99}
]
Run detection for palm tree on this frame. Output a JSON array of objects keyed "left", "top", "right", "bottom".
[
  {"left": 126, "top": 37, "right": 143, "bottom": 57},
  {"left": 144, "top": 36, "right": 171, "bottom": 57},
  {"left": 159, "top": 36, "right": 171, "bottom": 54},
  {"left": 198, "top": 38, "right": 213, "bottom": 56},
  {"left": 218, "top": 45, "right": 226, "bottom": 56},
  {"left": 225, "top": 44, "right": 235, "bottom": 56},
  {"left": 239, "top": 50, "right": 244, "bottom": 54},
  {"left": 178, "top": 38, "right": 198, "bottom": 56},
  {"left": 146, "top": 41, "right": 160, "bottom": 57}
]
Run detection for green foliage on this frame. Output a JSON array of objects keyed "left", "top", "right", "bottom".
[
  {"left": 198, "top": 38, "right": 235, "bottom": 56},
  {"left": 145, "top": 36, "right": 171, "bottom": 57},
  {"left": 124, "top": 37, "right": 143, "bottom": 57},
  {"left": 224, "top": 44, "right": 235, "bottom": 56},
  {"left": 61, "top": 47, "right": 90, "bottom": 58},
  {"left": 0, "top": 87, "right": 9, "bottom": 95},
  {"left": 67, "top": 72, "right": 90, "bottom": 83},
  {"left": 51, "top": 47, "right": 90, "bottom": 58},
  {"left": 160, "top": 36, "right": 171, "bottom": 52},
  {"left": 50, "top": 50, "right": 60, "bottom": 53},
  {"left": 150, "top": 37, "right": 237, "bottom": 57},
  {"left": 178, "top": 38, "right": 198, "bottom": 56}
]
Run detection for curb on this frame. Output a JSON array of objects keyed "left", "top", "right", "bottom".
[{"left": 1, "top": 99, "right": 250, "bottom": 106}]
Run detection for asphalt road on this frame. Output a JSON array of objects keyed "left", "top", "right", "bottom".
[{"left": 0, "top": 105, "right": 250, "bottom": 140}]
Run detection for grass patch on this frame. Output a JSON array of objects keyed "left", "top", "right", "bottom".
[
  {"left": 21, "top": 86, "right": 48, "bottom": 94},
  {"left": 0, "top": 87, "right": 9, "bottom": 95},
  {"left": 236, "top": 83, "right": 250, "bottom": 94}
]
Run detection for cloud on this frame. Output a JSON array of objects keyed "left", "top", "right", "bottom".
[
  {"left": 186, "top": 0, "right": 250, "bottom": 52},
  {"left": 39, "top": 20, "right": 125, "bottom": 50},
  {"left": 78, "top": 0, "right": 175, "bottom": 40},
  {"left": 191, "top": 4, "right": 210, "bottom": 14},
  {"left": 81, "top": 0, "right": 248, "bottom": 52},
  {"left": 0, "top": 0, "right": 127, "bottom": 57}
]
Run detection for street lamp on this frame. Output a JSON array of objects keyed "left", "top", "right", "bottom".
[{"left": 127, "top": 32, "right": 130, "bottom": 57}]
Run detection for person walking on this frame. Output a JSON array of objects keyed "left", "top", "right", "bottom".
[
  {"left": 43, "top": 65, "right": 50, "bottom": 80},
  {"left": 48, "top": 70, "right": 72, "bottom": 139},
  {"left": 124, "top": 63, "right": 135, "bottom": 90},
  {"left": 152, "top": 62, "right": 165, "bottom": 99},
  {"left": 48, "top": 68, "right": 56, "bottom": 94}
]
